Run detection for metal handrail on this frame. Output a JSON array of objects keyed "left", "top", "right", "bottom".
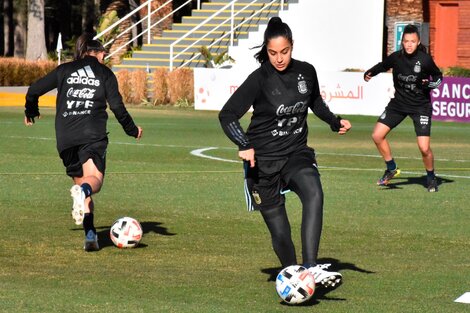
[
  {"left": 169, "top": 0, "right": 285, "bottom": 71},
  {"left": 94, "top": 0, "right": 200, "bottom": 61}
]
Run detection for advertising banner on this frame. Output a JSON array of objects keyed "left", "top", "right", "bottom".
[
  {"left": 431, "top": 76, "right": 470, "bottom": 123},
  {"left": 194, "top": 68, "right": 470, "bottom": 123}
]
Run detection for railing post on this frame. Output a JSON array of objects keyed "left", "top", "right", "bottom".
[
  {"left": 197, "top": 0, "right": 201, "bottom": 10},
  {"left": 230, "top": 2, "right": 234, "bottom": 46},
  {"left": 281, "top": 0, "right": 284, "bottom": 12},
  {"left": 147, "top": 1, "right": 152, "bottom": 44}
]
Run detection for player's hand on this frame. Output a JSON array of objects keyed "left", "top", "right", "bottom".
[
  {"left": 24, "top": 114, "right": 40, "bottom": 126},
  {"left": 239, "top": 148, "right": 255, "bottom": 168},
  {"left": 338, "top": 119, "right": 351, "bottom": 135},
  {"left": 364, "top": 72, "right": 372, "bottom": 82},
  {"left": 136, "top": 126, "right": 143, "bottom": 140}
]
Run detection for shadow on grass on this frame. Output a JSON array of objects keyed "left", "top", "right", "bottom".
[
  {"left": 73, "top": 221, "right": 176, "bottom": 249},
  {"left": 261, "top": 258, "right": 375, "bottom": 305},
  {"left": 379, "top": 175, "right": 453, "bottom": 191}
]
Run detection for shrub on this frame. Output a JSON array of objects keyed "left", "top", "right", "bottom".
[
  {"left": 167, "top": 68, "right": 194, "bottom": 105},
  {"left": 151, "top": 68, "right": 194, "bottom": 106},
  {"left": 0, "top": 58, "right": 56, "bottom": 86},
  {"left": 152, "top": 68, "right": 169, "bottom": 105},
  {"left": 115, "top": 70, "right": 148, "bottom": 105},
  {"left": 442, "top": 66, "right": 470, "bottom": 78}
]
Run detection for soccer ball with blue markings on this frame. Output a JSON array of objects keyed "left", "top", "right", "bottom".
[
  {"left": 110, "top": 217, "right": 143, "bottom": 248},
  {"left": 275, "top": 265, "right": 315, "bottom": 304}
]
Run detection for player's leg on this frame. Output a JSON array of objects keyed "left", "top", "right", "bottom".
[
  {"left": 288, "top": 167, "right": 341, "bottom": 288},
  {"left": 245, "top": 159, "right": 296, "bottom": 266},
  {"left": 372, "top": 109, "right": 405, "bottom": 185},
  {"left": 412, "top": 113, "right": 437, "bottom": 192},
  {"left": 260, "top": 205, "right": 297, "bottom": 268},
  {"left": 72, "top": 158, "right": 103, "bottom": 251}
]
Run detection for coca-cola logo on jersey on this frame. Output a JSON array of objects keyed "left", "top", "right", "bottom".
[
  {"left": 276, "top": 101, "right": 308, "bottom": 116},
  {"left": 67, "top": 87, "right": 96, "bottom": 99}
]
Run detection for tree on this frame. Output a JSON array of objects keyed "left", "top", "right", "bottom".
[{"left": 25, "top": 0, "right": 47, "bottom": 60}]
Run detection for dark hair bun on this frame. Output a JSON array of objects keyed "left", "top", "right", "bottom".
[{"left": 268, "top": 17, "right": 283, "bottom": 26}]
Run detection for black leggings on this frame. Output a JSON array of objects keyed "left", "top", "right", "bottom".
[{"left": 260, "top": 167, "right": 323, "bottom": 267}]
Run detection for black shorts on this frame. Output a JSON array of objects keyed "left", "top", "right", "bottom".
[
  {"left": 59, "top": 139, "right": 108, "bottom": 178},
  {"left": 378, "top": 107, "right": 432, "bottom": 136},
  {"left": 244, "top": 147, "right": 320, "bottom": 211}
]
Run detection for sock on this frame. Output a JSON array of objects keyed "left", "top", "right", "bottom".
[
  {"left": 81, "top": 183, "right": 92, "bottom": 198},
  {"left": 426, "top": 169, "right": 435, "bottom": 179},
  {"left": 83, "top": 213, "right": 96, "bottom": 235},
  {"left": 385, "top": 159, "right": 397, "bottom": 171}
]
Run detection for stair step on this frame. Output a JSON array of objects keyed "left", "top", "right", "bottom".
[
  {"left": 202, "top": 2, "right": 288, "bottom": 9},
  {"left": 182, "top": 15, "right": 270, "bottom": 24},
  {"left": 191, "top": 9, "right": 279, "bottom": 17},
  {"left": 159, "top": 30, "right": 249, "bottom": 39},
  {"left": 171, "top": 23, "right": 260, "bottom": 32}
]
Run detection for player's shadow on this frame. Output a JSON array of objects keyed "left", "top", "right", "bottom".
[
  {"left": 92, "top": 221, "right": 176, "bottom": 249},
  {"left": 261, "top": 258, "right": 375, "bottom": 305},
  {"left": 379, "top": 175, "right": 453, "bottom": 191}
]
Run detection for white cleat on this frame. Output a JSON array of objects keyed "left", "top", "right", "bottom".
[
  {"left": 308, "top": 263, "right": 342, "bottom": 289},
  {"left": 70, "top": 185, "right": 85, "bottom": 225}
]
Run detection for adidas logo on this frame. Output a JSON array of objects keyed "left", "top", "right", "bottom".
[{"left": 66, "top": 65, "right": 100, "bottom": 87}]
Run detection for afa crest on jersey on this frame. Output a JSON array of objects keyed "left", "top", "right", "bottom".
[
  {"left": 297, "top": 74, "right": 308, "bottom": 94},
  {"left": 414, "top": 61, "right": 421, "bottom": 73}
]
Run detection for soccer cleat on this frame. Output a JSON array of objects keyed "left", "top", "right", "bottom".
[
  {"left": 377, "top": 168, "right": 401, "bottom": 186},
  {"left": 84, "top": 229, "right": 99, "bottom": 252},
  {"left": 308, "top": 264, "right": 342, "bottom": 289},
  {"left": 427, "top": 177, "right": 438, "bottom": 192},
  {"left": 70, "top": 185, "right": 85, "bottom": 225}
]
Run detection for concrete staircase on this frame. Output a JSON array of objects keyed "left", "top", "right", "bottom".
[{"left": 113, "top": 0, "right": 297, "bottom": 72}]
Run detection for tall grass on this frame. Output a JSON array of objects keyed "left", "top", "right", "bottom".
[
  {"left": 0, "top": 57, "right": 56, "bottom": 86},
  {"left": 115, "top": 70, "right": 148, "bottom": 105}
]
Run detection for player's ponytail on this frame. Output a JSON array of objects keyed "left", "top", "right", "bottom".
[
  {"left": 253, "top": 17, "right": 293, "bottom": 64},
  {"left": 74, "top": 33, "right": 94, "bottom": 60}
]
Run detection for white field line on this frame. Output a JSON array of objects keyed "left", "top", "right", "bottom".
[{"left": 3, "top": 135, "right": 470, "bottom": 179}]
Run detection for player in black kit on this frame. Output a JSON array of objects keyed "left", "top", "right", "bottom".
[
  {"left": 219, "top": 17, "right": 351, "bottom": 288},
  {"left": 364, "top": 24, "right": 442, "bottom": 192},
  {"left": 24, "top": 34, "right": 143, "bottom": 251}
]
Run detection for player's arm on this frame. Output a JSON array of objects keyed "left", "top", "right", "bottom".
[
  {"left": 24, "top": 68, "right": 58, "bottom": 125},
  {"left": 421, "top": 57, "right": 443, "bottom": 89},
  {"left": 309, "top": 65, "right": 351, "bottom": 134},
  {"left": 364, "top": 52, "right": 396, "bottom": 82},
  {"left": 310, "top": 96, "right": 347, "bottom": 132},
  {"left": 105, "top": 72, "right": 142, "bottom": 139},
  {"left": 218, "top": 71, "right": 259, "bottom": 160}
]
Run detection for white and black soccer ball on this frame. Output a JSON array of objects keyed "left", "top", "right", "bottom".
[
  {"left": 110, "top": 217, "right": 143, "bottom": 248},
  {"left": 275, "top": 265, "right": 315, "bottom": 304}
]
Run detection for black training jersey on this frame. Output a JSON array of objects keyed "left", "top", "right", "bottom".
[
  {"left": 365, "top": 49, "right": 442, "bottom": 114},
  {"left": 219, "top": 59, "right": 341, "bottom": 159},
  {"left": 25, "top": 56, "right": 139, "bottom": 153}
]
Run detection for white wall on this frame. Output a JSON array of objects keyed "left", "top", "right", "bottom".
[{"left": 229, "top": 0, "right": 384, "bottom": 72}]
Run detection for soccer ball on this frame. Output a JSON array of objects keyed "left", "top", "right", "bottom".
[
  {"left": 110, "top": 217, "right": 143, "bottom": 248},
  {"left": 275, "top": 265, "right": 315, "bottom": 304}
]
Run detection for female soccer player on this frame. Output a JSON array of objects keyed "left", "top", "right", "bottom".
[
  {"left": 24, "top": 33, "right": 143, "bottom": 251},
  {"left": 219, "top": 17, "right": 351, "bottom": 288},
  {"left": 364, "top": 24, "right": 442, "bottom": 192}
]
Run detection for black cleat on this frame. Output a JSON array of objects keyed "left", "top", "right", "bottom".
[
  {"left": 427, "top": 177, "right": 438, "bottom": 192},
  {"left": 377, "top": 168, "right": 401, "bottom": 186}
]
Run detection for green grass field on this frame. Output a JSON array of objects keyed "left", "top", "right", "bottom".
[{"left": 0, "top": 106, "right": 469, "bottom": 313}]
